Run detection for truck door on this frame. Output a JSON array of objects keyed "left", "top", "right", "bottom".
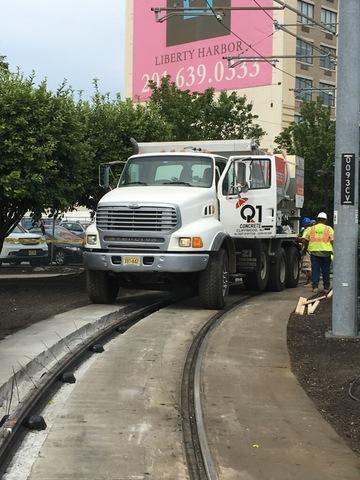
[{"left": 217, "top": 156, "right": 276, "bottom": 238}]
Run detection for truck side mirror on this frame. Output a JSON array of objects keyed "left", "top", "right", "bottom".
[
  {"left": 99, "top": 164, "right": 110, "bottom": 188},
  {"left": 235, "top": 162, "right": 249, "bottom": 194}
]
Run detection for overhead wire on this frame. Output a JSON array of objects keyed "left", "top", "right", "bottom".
[
  {"left": 239, "top": 30, "right": 277, "bottom": 56},
  {"left": 203, "top": 1, "right": 334, "bottom": 102},
  {"left": 252, "top": 0, "right": 274, "bottom": 21},
  {"left": 277, "top": 23, "right": 337, "bottom": 60},
  {"left": 250, "top": 0, "right": 336, "bottom": 101},
  {"left": 251, "top": 0, "right": 336, "bottom": 62},
  {"left": 205, "top": 0, "right": 297, "bottom": 80}
]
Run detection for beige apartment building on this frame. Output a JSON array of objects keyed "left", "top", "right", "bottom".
[
  {"left": 125, "top": 1, "right": 338, "bottom": 151},
  {"left": 295, "top": 0, "right": 338, "bottom": 119}
]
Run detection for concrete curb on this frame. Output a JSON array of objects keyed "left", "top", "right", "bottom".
[
  {"left": 0, "top": 306, "right": 127, "bottom": 427},
  {"left": 0, "top": 268, "right": 84, "bottom": 280}
]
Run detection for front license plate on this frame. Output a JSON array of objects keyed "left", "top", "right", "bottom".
[
  {"left": 28, "top": 250, "right": 37, "bottom": 256},
  {"left": 123, "top": 256, "right": 141, "bottom": 266}
]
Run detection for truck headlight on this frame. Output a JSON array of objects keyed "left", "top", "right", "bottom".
[
  {"left": 87, "top": 234, "right": 97, "bottom": 245},
  {"left": 179, "top": 237, "right": 191, "bottom": 247},
  {"left": 178, "top": 237, "right": 203, "bottom": 248}
]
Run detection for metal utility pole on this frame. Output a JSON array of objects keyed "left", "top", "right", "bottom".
[{"left": 332, "top": 0, "right": 360, "bottom": 337}]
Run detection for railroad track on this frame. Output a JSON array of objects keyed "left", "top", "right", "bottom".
[
  {"left": 1, "top": 290, "right": 255, "bottom": 479},
  {"left": 181, "top": 296, "right": 253, "bottom": 480},
  {"left": 0, "top": 294, "right": 181, "bottom": 478}
]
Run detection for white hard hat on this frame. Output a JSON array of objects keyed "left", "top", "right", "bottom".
[{"left": 317, "top": 212, "right": 327, "bottom": 220}]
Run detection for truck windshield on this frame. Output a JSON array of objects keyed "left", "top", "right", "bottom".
[{"left": 119, "top": 155, "right": 214, "bottom": 188}]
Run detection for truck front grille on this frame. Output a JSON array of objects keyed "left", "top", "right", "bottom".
[
  {"left": 103, "top": 236, "right": 165, "bottom": 251},
  {"left": 96, "top": 205, "right": 178, "bottom": 232}
]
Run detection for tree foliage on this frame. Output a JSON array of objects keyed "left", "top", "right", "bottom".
[
  {"left": 0, "top": 71, "right": 267, "bottom": 250},
  {"left": 79, "top": 85, "right": 172, "bottom": 211},
  {"left": 0, "top": 55, "right": 9, "bottom": 72},
  {"left": 274, "top": 99, "right": 335, "bottom": 215},
  {"left": 148, "top": 76, "right": 265, "bottom": 142},
  {"left": 0, "top": 72, "right": 90, "bottom": 249}
]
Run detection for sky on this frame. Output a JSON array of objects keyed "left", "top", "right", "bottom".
[{"left": 0, "top": 0, "right": 126, "bottom": 100}]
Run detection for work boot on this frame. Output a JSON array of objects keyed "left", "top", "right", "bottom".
[
  {"left": 312, "top": 287, "right": 319, "bottom": 293},
  {"left": 323, "top": 288, "right": 330, "bottom": 294}
]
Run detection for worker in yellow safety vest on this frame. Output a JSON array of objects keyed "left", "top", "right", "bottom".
[{"left": 303, "top": 212, "right": 334, "bottom": 294}]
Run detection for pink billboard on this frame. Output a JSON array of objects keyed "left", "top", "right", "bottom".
[{"left": 132, "top": 0, "right": 274, "bottom": 101}]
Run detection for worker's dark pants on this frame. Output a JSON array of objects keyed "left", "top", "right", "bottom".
[{"left": 311, "top": 254, "right": 331, "bottom": 289}]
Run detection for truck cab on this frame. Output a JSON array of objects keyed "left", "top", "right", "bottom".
[{"left": 84, "top": 140, "right": 303, "bottom": 308}]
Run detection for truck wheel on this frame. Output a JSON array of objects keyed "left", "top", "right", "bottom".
[
  {"left": 199, "top": 249, "right": 229, "bottom": 309},
  {"left": 285, "top": 246, "right": 300, "bottom": 288},
  {"left": 243, "top": 245, "right": 269, "bottom": 291},
  {"left": 86, "top": 270, "right": 119, "bottom": 304},
  {"left": 267, "top": 248, "right": 286, "bottom": 291}
]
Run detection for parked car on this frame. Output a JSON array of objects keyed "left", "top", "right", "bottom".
[
  {"left": 30, "top": 225, "right": 83, "bottom": 265},
  {"left": 0, "top": 225, "right": 49, "bottom": 266},
  {"left": 20, "top": 217, "right": 60, "bottom": 231},
  {"left": 59, "top": 221, "right": 86, "bottom": 238}
]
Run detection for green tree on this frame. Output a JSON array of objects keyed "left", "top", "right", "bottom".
[
  {"left": 0, "top": 55, "right": 8, "bottom": 72},
  {"left": 148, "top": 76, "right": 265, "bottom": 142},
  {"left": 0, "top": 72, "right": 90, "bottom": 250},
  {"left": 78, "top": 86, "right": 172, "bottom": 211},
  {"left": 274, "top": 99, "right": 335, "bottom": 215}
]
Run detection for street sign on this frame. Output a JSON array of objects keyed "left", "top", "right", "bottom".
[{"left": 340, "top": 153, "right": 355, "bottom": 205}]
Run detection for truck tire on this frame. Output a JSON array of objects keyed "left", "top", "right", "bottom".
[
  {"left": 285, "top": 246, "right": 300, "bottom": 288},
  {"left": 267, "top": 247, "right": 286, "bottom": 291},
  {"left": 86, "top": 270, "right": 119, "bottom": 304},
  {"left": 199, "top": 249, "right": 229, "bottom": 309},
  {"left": 243, "top": 244, "right": 269, "bottom": 291}
]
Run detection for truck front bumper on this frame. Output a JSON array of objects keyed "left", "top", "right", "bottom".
[{"left": 83, "top": 251, "right": 209, "bottom": 273}]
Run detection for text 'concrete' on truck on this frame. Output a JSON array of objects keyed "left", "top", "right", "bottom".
[{"left": 84, "top": 139, "right": 304, "bottom": 309}]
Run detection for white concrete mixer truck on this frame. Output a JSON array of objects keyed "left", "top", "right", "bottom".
[{"left": 83, "top": 139, "right": 304, "bottom": 308}]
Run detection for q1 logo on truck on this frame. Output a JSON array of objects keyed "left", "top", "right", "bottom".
[
  {"left": 235, "top": 197, "right": 262, "bottom": 223},
  {"left": 240, "top": 204, "right": 263, "bottom": 223}
]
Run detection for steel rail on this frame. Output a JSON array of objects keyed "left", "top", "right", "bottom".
[
  {"left": 182, "top": 295, "right": 254, "bottom": 480},
  {"left": 0, "top": 294, "right": 180, "bottom": 478}
]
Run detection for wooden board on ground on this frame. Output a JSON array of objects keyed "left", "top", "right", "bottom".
[
  {"left": 308, "top": 300, "right": 320, "bottom": 314},
  {"left": 295, "top": 290, "right": 332, "bottom": 315},
  {"left": 295, "top": 297, "right": 307, "bottom": 314},
  {"left": 304, "top": 295, "right": 327, "bottom": 305}
]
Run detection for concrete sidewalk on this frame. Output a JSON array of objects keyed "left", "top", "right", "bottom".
[
  {"left": 203, "top": 288, "right": 360, "bottom": 479},
  {"left": 0, "top": 290, "right": 164, "bottom": 422}
]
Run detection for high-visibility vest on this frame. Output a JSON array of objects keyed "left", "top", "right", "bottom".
[{"left": 304, "top": 224, "right": 333, "bottom": 252}]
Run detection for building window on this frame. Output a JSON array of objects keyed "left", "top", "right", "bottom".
[
  {"left": 297, "top": 1, "right": 314, "bottom": 24},
  {"left": 294, "top": 114, "right": 302, "bottom": 124},
  {"left": 296, "top": 39, "right": 313, "bottom": 64},
  {"left": 320, "top": 46, "right": 336, "bottom": 70},
  {"left": 295, "top": 77, "right": 313, "bottom": 101},
  {"left": 318, "top": 82, "right": 335, "bottom": 106},
  {"left": 321, "top": 8, "right": 337, "bottom": 33}
]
